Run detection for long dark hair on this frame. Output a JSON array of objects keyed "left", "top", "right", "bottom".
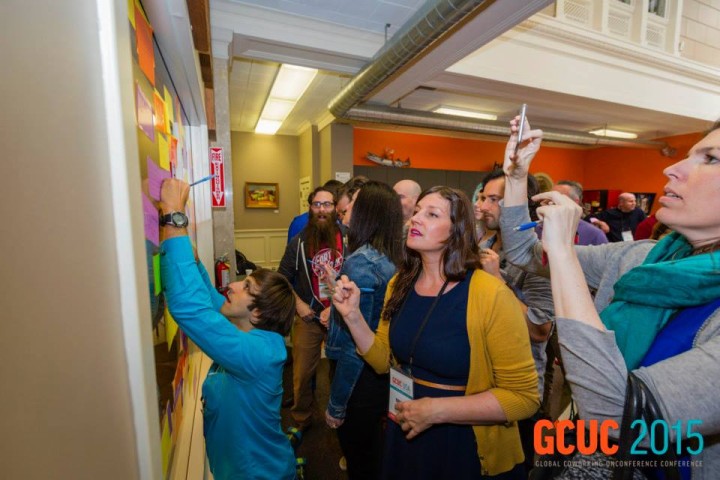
[
  {"left": 348, "top": 181, "right": 404, "bottom": 266},
  {"left": 382, "top": 186, "right": 481, "bottom": 321}
]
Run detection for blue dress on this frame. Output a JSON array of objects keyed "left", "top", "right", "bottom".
[{"left": 382, "top": 273, "right": 481, "bottom": 479}]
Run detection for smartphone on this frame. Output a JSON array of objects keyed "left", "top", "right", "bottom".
[{"left": 513, "top": 103, "right": 527, "bottom": 157}]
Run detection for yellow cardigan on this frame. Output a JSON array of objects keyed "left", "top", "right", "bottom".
[{"left": 361, "top": 269, "right": 539, "bottom": 476}]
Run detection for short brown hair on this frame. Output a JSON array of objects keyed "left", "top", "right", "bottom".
[{"left": 248, "top": 268, "right": 295, "bottom": 336}]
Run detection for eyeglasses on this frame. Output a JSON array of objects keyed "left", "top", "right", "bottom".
[{"left": 310, "top": 201, "right": 335, "bottom": 209}]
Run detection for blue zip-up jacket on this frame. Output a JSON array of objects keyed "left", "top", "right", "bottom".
[
  {"left": 324, "top": 244, "right": 396, "bottom": 419},
  {"left": 161, "top": 236, "right": 295, "bottom": 480}
]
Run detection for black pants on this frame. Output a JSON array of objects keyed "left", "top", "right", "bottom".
[
  {"left": 336, "top": 364, "right": 389, "bottom": 480},
  {"left": 518, "top": 412, "right": 543, "bottom": 474}
]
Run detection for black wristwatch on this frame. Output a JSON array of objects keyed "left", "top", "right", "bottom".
[{"left": 160, "top": 211, "right": 189, "bottom": 228}]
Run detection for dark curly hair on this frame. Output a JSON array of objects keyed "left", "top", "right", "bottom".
[
  {"left": 382, "top": 186, "right": 481, "bottom": 321},
  {"left": 247, "top": 268, "right": 296, "bottom": 336}
]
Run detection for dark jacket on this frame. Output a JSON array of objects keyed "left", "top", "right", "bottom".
[{"left": 278, "top": 224, "right": 348, "bottom": 316}]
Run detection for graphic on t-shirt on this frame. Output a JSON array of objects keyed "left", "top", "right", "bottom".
[{"left": 311, "top": 248, "right": 344, "bottom": 278}]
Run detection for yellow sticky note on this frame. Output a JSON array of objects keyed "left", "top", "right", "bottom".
[
  {"left": 158, "top": 134, "right": 170, "bottom": 170},
  {"left": 165, "top": 307, "right": 178, "bottom": 350},
  {"left": 161, "top": 415, "right": 171, "bottom": 476},
  {"left": 164, "top": 87, "right": 174, "bottom": 134},
  {"left": 128, "top": 0, "right": 135, "bottom": 28},
  {"left": 153, "top": 254, "right": 161, "bottom": 295}
]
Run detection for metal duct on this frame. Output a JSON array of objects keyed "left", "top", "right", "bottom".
[
  {"left": 345, "top": 105, "right": 668, "bottom": 148},
  {"left": 327, "top": 0, "right": 668, "bottom": 149},
  {"left": 328, "top": 0, "right": 488, "bottom": 118}
]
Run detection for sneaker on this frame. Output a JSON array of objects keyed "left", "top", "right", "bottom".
[{"left": 339, "top": 456, "right": 347, "bottom": 471}]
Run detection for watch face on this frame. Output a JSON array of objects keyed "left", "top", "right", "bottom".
[{"left": 171, "top": 212, "right": 189, "bottom": 227}]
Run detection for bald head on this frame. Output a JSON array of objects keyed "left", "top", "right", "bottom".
[
  {"left": 393, "top": 179, "right": 422, "bottom": 221},
  {"left": 618, "top": 192, "right": 637, "bottom": 213}
]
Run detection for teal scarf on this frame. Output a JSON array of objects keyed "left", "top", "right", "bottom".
[{"left": 600, "top": 232, "right": 720, "bottom": 369}]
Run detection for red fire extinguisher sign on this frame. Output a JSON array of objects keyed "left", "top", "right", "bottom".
[{"left": 209, "top": 147, "right": 226, "bottom": 208}]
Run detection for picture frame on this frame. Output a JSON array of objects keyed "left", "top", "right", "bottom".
[
  {"left": 245, "top": 182, "right": 279, "bottom": 209},
  {"left": 633, "top": 192, "right": 656, "bottom": 215}
]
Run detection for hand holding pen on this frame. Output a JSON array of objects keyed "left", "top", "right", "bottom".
[
  {"left": 321, "top": 263, "right": 373, "bottom": 293},
  {"left": 532, "top": 191, "right": 583, "bottom": 255}
]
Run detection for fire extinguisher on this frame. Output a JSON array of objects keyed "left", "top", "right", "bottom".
[{"left": 215, "top": 254, "right": 231, "bottom": 295}]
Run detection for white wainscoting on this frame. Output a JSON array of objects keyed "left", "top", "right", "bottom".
[{"left": 234, "top": 228, "right": 288, "bottom": 271}]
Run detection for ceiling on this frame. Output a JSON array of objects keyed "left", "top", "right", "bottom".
[{"left": 208, "top": 0, "right": 716, "bottom": 144}]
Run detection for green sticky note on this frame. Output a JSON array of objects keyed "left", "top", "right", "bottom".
[{"left": 153, "top": 254, "right": 161, "bottom": 295}]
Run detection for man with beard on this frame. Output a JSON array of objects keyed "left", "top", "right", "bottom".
[
  {"left": 279, "top": 186, "right": 347, "bottom": 432},
  {"left": 475, "top": 169, "right": 555, "bottom": 474}
]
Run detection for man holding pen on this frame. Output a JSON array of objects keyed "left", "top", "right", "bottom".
[{"left": 159, "top": 178, "right": 297, "bottom": 479}]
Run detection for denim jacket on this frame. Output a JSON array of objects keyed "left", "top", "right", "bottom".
[{"left": 324, "top": 244, "right": 396, "bottom": 419}]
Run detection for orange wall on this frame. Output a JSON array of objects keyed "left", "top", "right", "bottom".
[
  {"left": 354, "top": 128, "right": 704, "bottom": 214},
  {"left": 354, "top": 128, "right": 585, "bottom": 182},
  {"left": 583, "top": 132, "right": 703, "bottom": 214}
]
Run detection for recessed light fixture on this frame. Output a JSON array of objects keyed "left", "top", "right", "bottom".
[
  {"left": 588, "top": 128, "right": 638, "bottom": 139},
  {"left": 433, "top": 106, "right": 497, "bottom": 121},
  {"left": 255, "top": 64, "right": 318, "bottom": 135}
]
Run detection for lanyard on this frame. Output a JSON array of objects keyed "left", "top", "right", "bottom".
[{"left": 391, "top": 276, "right": 450, "bottom": 374}]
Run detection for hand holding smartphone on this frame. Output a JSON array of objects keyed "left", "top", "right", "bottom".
[{"left": 513, "top": 103, "right": 527, "bottom": 158}]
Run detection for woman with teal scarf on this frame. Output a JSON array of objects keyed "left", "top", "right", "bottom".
[{"left": 501, "top": 118, "right": 720, "bottom": 479}]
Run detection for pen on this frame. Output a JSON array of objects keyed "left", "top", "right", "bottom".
[
  {"left": 513, "top": 220, "right": 543, "bottom": 232},
  {"left": 190, "top": 174, "right": 217, "bottom": 187}
]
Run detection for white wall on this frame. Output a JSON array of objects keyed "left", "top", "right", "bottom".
[
  {"left": 680, "top": 0, "right": 720, "bottom": 68},
  {"left": 0, "top": 0, "right": 167, "bottom": 478}
]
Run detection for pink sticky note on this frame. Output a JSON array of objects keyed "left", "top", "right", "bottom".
[
  {"left": 142, "top": 193, "right": 160, "bottom": 246},
  {"left": 147, "top": 156, "right": 171, "bottom": 201}
]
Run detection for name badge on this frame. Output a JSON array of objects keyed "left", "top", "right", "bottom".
[
  {"left": 318, "top": 281, "right": 331, "bottom": 300},
  {"left": 388, "top": 367, "right": 413, "bottom": 423},
  {"left": 621, "top": 230, "right": 634, "bottom": 242}
]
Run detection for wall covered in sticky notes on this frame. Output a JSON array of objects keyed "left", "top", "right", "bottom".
[{"left": 129, "top": 1, "right": 203, "bottom": 477}]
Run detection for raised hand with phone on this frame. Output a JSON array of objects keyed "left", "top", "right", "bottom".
[{"left": 504, "top": 105, "right": 544, "bottom": 208}]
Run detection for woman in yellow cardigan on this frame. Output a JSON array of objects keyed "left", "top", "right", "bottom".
[{"left": 330, "top": 186, "right": 539, "bottom": 479}]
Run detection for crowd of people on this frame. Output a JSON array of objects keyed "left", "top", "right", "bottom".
[{"left": 157, "top": 117, "right": 720, "bottom": 479}]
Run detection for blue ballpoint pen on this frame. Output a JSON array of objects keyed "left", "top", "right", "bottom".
[
  {"left": 309, "top": 260, "right": 374, "bottom": 293},
  {"left": 190, "top": 174, "right": 217, "bottom": 187},
  {"left": 513, "top": 219, "right": 543, "bottom": 232}
]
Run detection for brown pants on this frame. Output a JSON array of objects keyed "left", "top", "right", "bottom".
[{"left": 290, "top": 316, "right": 326, "bottom": 428}]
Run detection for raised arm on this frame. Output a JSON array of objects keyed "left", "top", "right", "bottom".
[
  {"left": 503, "top": 116, "right": 544, "bottom": 207},
  {"left": 534, "top": 191, "right": 605, "bottom": 331}
]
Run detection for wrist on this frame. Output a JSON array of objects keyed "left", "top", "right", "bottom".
[
  {"left": 343, "top": 310, "right": 362, "bottom": 325},
  {"left": 161, "top": 205, "right": 185, "bottom": 214},
  {"left": 427, "top": 398, "right": 443, "bottom": 424}
]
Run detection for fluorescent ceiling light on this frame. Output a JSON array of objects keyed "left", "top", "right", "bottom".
[
  {"left": 433, "top": 106, "right": 497, "bottom": 121},
  {"left": 588, "top": 128, "right": 638, "bottom": 139},
  {"left": 270, "top": 65, "right": 318, "bottom": 100},
  {"left": 255, "top": 64, "right": 318, "bottom": 135},
  {"left": 255, "top": 119, "right": 282, "bottom": 135},
  {"left": 260, "top": 99, "right": 296, "bottom": 121}
]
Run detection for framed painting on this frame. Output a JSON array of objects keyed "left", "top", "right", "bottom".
[{"left": 245, "top": 182, "right": 279, "bottom": 208}]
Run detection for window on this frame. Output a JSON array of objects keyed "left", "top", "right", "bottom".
[{"left": 648, "top": 0, "right": 666, "bottom": 17}]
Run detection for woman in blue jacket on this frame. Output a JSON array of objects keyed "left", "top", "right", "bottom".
[
  {"left": 323, "top": 180, "right": 405, "bottom": 479},
  {"left": 159, "top": 178, "right": 297, "bottom": 480}
]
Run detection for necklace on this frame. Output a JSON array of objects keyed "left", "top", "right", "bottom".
[{"left": 692, "top": 242, "right": 720, "bottom": 256}]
